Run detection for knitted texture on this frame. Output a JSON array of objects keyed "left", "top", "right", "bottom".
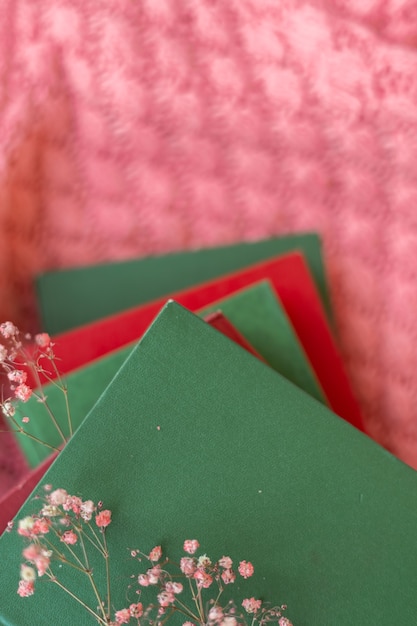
[{"left": 1, "top": 0, "right": 417, "bottom": 493}]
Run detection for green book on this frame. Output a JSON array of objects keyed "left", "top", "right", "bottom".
[
  {"left": 36, "top": 233, "right": 332, "bottom": 334},
  {"left": 199, "top": 281, "right": 326, "bottom": 404},
  {"left": 2, "top": 302, "right": 416, "bottom": 625}
]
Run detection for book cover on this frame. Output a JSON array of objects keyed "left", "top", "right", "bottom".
[
  {"left": 199, "top": 281, "right": 326, "bottom": 404},
  {"left": 36, "top": 233, "right": 332, "bottom": 333},
  {"left": 1, "top": 302, "right": 416, "bottom": 625}
]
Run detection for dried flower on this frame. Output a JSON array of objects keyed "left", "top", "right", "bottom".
[
  {"left": 7, "top": 370, "right": 27, "bottom": 384},
  {"left": 49, "top": 489, "right": 68, "bottom": 506},
  {"left": 157, "top": 591, "right": 175, "bottom": 607},
  {"left": 242, "top": 598, "right": 262, "bottom": 614},
  {"left": 14, "top": 384, "right": 33, "bottom": 402},
  {"left": 183, "top": 539, "right": 199, "bottom": 554},
  {"left": 149, "top": 545, "right": 162, "bottom": 561},
  {"left": 2, "top": 401, "right": 15, "bottom": 417},
  {"left": 17, "top": 516, "right": 35, "bottom": 537},
  {"left": 35, "top": 333, "right": 51, "bottom": 348},
  {"left": 180, "top": 556, "right": 196, "bottom": 576},
  {"left": 129, "top": 602, "right": 144, "bottom": 618},
  {"left": 279, "top": 619, "right": 293, "bottom": 626},
  {"left": 0, "top": 321, "right": 17, "bottom": 338},
  {"left": 115, "top": 608, "right": 131, "bottom": 624},
  {"left": 147, "top": 565, "right": 161, "bottom": 584},
  {"left": 221, "top": 569, "right": 236, "bottom": 584},
  {"left": 20, "top": 564, "right": 36, "bottom": 582},
  {"left": 17, "top": 580, "right": 34, "bottom": 597},
  {"left": 193, "top": 568, "right": 213, "bottom": 588},
  {"left": 238, "top": 561, "right": 254, "bottom": 579},
  {"left": 95, "top": 509, "right": 112, "bottom": 528},
  {"left": 61, "top": 531, "right": 78, "bottom": 545},
  {"left": 165, "top": 581, "right": 183, "bottom": 594},
  {"left": 208, "top": 606, "right": 224, "bottom": 622},
  {"left": 218, "top": 556, "right": 233, "bottom": 569}
]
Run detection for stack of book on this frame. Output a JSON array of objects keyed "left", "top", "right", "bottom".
[{"left": 0, "top": 233, "right": 416, "bottom": 625}]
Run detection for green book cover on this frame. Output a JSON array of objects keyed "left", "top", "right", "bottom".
[
  {"left": 2, "top": 302, "right": 416, "bottom": 625},
  {"left": 36, "top": 233, "right": 332, "bottom": 334},
  {"left": 199, "top": 281, "right": 326, "bottom": 405}
]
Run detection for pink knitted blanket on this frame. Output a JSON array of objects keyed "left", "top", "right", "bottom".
[{"left": 2, "top": 0, "right": 417, "bottom": 494}]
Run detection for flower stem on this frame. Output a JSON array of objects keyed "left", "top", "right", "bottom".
[
  {"left": 102, "top": 532, "right": 111, "bottom": 620},
  {"left": 78, "top": 530, "right": 108, "bottom": 623},
  {"left": 46, "top": 572, "right": 108, "bottom": 625}
]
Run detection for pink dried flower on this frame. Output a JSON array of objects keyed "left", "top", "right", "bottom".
[
  {"left": 147, "top": 565, "right": 161, "bottom": 584},
  {"left": 115, "top": 608, "right": 131, "bottom": 624},
  {"left": 80, "top": 499, "right": 95, "bottom": 521},
  {"left": 193, "top": 568, "right": 213, "bottom": 588},
  {"left": 63, "top": 495, "right": 82, "bottom": 514},
  {"left": 279, "top": 619, "right": 293, "bottom": 626},
  {"left": 165, "top": 581, "right": 183, "bottom": 594},
  {"left": 22, "top": 544, "right": 39, "bottom": 562},
  {"left": 95, "top": 509, "right": 112, "bottom": 528},
  {"left": 157, "top": 590, "right": 175, "bottom": 607},
  {"left": 238, "top": 561, "right": 254, "bottom": 579},
  {"left": 129, "top": 602, "right": 144, "bottom": 618},
  {"left": 242, "top": 598, "right": 262, "bottom": 614},
  {"left": 61, "top": 530, "right": 78, "bottom": 545},
  {"left": 41, "top": 504, "right": 60, "bottom": 517},
  {"left": 180, "top": 557, "right": 196, "bottom": 576},
  {"left": 49, "top": 489, "right": 68, "bottom": 506},
  {"left": 2, "top": 401, "right": 15, "bottom": 417},
  {"left": 221, "top": 568, "right": 236, "bottom": 584},
  {"left": 221, "top": 618, "right": 237, "bottom": 626},
  {"left": 138, "top": 574, "right": 150, "bottom": 586},
  {"left": 35, "top": 333, "right": 51, "bottom": 348},
  {"left": 17, "top": 516, "right": 35, "bottom": 537},
  {"left": 197, "top": 554, "right": 211, "bottom": 568},
  {"left": 22, "top": 416, "right": 30, "bottom": 423},
  {"left": 0, "top": 344, "right": 7, "bottom": 362},
  {"left": 14, "top": 384, "right": 33, "bottom": 402},
  {"left": 1, "top": 321, "right": 17, "bottom": 338},
  {"left": 208, "top": 606, "right": 224, "bottom": 622},
  {"left": 183, "top": 622, "right": 195, "bottom": 626},
  {"left": 218, "top": 556, "right": 233, "bottom": 569},
  {"left": 23, "top": 544, "right": 51, "bottom": 577},
  {"left": 32, "top": 518, "right": 50, "bottom": 535},
  {"left": 17, "top": 580, "right": 34, "bottom": 597},
  {"left": 149, "top": 545, "right": 162, "bottom": 561},
  {"left": 183, "top": 539, "right": 199, "bottom": 554},
  {"left": 20, "top": 564, "right": 36, "bottom": 582},
  {"left": 7, "top": 370, "right": 27, "bottom": 384}
]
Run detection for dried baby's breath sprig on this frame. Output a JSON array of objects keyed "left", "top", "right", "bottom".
[
  {"left": 16, "top": 486, "right": 113, "bottom": 625},
  {"left": 16, "top": 489, "right": 294, "bottom": 626},
  {"left": 0, "top": 322, "right": 73, "bottom": 452}
]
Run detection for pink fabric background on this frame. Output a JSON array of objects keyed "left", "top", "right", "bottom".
[{"left": 1, "top": 0, "right": 417, "bottom": 494}]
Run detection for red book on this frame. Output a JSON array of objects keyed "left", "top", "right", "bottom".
[
  {"left": 24, "top": 252, "right": 363, "bottom": 430},
  {"left": 204, "top": 311, "right": 266, "bottom": 362}
]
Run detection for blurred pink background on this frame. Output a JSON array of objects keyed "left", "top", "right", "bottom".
[{"left": 2, "top": 0, "right": 417, "bottom": 493}]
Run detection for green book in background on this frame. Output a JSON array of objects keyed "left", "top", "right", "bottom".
[
  {"left": 2, "top": 302, "right": 417, "bottom": 625},
  {"left": 36, "top": 233, "right": 332, "bottom": 334},
  {"left": 199, "top": 281, "right": 326, "bottom": 405}
]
